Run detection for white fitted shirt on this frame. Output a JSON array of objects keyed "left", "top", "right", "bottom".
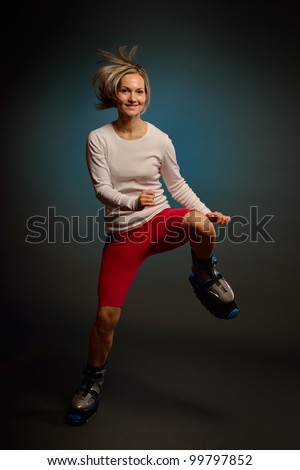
[{"left": 86, "top": 122, "right": 210, "bottom": 232}]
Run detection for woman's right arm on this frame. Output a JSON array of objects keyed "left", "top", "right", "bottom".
[{"left": 86, "top": 132, "right": 139, "bottom": 211}]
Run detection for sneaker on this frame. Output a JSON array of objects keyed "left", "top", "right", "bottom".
[
  {"left": 66, "top": 364, "right": 107, "bottom": 426},
  {"left": 189, "top": 251, "right": 239, "bottom": 320}
]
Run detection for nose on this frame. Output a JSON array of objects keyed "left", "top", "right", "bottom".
[{"left": 128, "top": 92, "right": 137, "bottom": 102}]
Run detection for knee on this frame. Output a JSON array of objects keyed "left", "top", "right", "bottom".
[
  {"left": 184, "top": 210, "right": 216, "bottom": 241},
  {"left": 196, "top": 218, "right": 216, "bottom": 240},
  {"left": 94, "top": 306, "right": 121, "bottom": 336}
]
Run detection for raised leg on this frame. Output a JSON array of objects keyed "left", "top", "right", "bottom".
[{"left": 182, "top": 210, "right": 239, "bottom": 320}]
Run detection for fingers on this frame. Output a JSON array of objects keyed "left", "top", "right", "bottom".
[
  {"left": 139, "top": 190, "right": 155, "bottom": 207},
  {"left": 206, "top": 213, "right": 219, "bottom": 222},
  {"left": 143, "top": 190, "right": 155, "bottom": 198},
  {"left": 142, "top": 190, "right": 155, "bottom": 205},
  {"left": 206, "top": 212, "right": 231, "bottom": 225}
]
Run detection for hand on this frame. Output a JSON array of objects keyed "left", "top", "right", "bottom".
[
  {"left": 138, "top": 190, "right": 155, "bottom": 209},
  {"left": 206, "top": 211, "right": 231, "bottom": 225}
]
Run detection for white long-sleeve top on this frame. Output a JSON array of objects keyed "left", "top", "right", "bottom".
[{"left": 86, "top": 122, "right": 210, "bottom": 232}]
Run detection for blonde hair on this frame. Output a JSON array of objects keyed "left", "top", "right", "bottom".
[{"left": 92, "top": 45, "right": 151, "bottom": 114}]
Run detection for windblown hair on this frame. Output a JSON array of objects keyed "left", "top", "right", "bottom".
[{"left": 93, "top": 45, "right": 151, "bottom": 114}]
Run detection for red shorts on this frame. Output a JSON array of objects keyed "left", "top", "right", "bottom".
[{"left": 98, "top": 207, "right": 191, "bottom": 307}]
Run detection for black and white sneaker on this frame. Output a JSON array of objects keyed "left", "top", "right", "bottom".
[
  {"left": 189, "top": 251, "right": 239, "bottom": 320},
  {"left": 66, "top": 363, "right": 107, "bottom": 426}
]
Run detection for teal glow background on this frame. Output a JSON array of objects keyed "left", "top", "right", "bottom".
[{"left": 2, "top": 0, "right": 300, "bottom": 449}]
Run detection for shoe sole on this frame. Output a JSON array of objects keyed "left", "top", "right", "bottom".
[
  {"left": 189, "top": 272, "right": 239, "bottom": 320},
  {"left": 65, "top": 400, "right": 99, "bottom": 426}
]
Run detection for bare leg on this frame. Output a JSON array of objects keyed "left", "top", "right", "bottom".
[
  {"left": 66, "top": 305, "right": 122, "bottom": 425},
  {"left": 88, "top": 306, "right": 122, "bottom": 367},
  {"left": 181, "top": 210, "right": 216, "bottom": 259}
]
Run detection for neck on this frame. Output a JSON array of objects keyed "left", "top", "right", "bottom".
[
  {"left": 113, "top": 115, "right": 147, "bottom": 140},
  {"left": 115, "top": 114, "right": 143, "bottom": 132}
]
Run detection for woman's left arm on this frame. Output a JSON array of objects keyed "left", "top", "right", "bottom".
[
  {"left": 161, "top": 140, "right": 231, "bottom": 224},
  {"left": 160, "top": 139, "right": 211, "bottom": 214}
]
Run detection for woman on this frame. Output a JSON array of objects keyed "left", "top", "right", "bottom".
[{"left": 66, "top": 45, "right": 239, "bottom": 426}]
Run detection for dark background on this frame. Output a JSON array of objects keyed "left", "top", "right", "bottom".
[{"left": 2, "top": 0, "right": 300, "bottom": 449}]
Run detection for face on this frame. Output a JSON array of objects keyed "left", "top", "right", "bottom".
[{"left": 116, "top": 73, "right": 146, "bottom": 117}]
